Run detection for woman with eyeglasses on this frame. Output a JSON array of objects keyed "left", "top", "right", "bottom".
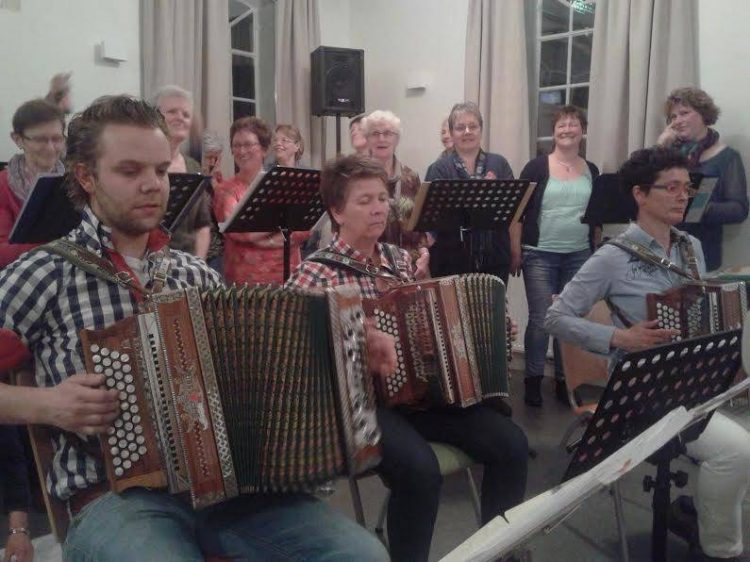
[
  {"left": 656, "top": 87, "right": 748, "bottom": 271},
  {"left": 360, "top": 110, "right": 426, "bottom": 254},
  {"left": 0, "top": 99, "right": 66, "bottom": 268},
  {"left": 213, "top": 117, "right": 306, "bottom": 284},
  {"left": 272, "top": 124, "right": 304, "bottom": 167},
  {"left": 425, "top": 102, "right": 514, "bottom": 283},
  {"left": 512, "top": 105, "right": 600, "bottom": 408}
]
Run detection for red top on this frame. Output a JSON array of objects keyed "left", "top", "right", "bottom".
[
  {"left": 213, "top": 175, "right": 309, "bottom": 285},
  {"left": 0, "top": 169, "right": 38, "bottom": 269}
]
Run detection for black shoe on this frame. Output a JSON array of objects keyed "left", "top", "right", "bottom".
[
  {"left": 669, "top": 495, "right": 699, "bottom": 547},
  {"left": 524, "top": 378, "right": 542, "bottom": 407},
  {"left": 555, "top": 379, "right": 571, "bottom": 407}
]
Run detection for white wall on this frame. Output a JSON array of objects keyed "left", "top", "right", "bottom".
[
  {"left": 698, "top": 0, "right": 750, "bottom": 268},
  {"left": 319, "top": 0, "right": 468, "bottom": 176},
  {"left": 0, "top": 0, "right": 141, "bottom": 160}
]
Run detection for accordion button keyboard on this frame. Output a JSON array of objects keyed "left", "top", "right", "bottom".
[
  {"left": 122, "top": 364, "right": 132, "bottom": 374},
  {"left": 94, "top": 365, "right": 103, "bottom": 374}
]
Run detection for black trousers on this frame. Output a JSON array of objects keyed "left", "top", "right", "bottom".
[{"left": 376, "top": 405, "right": 528, "bottom": 562}]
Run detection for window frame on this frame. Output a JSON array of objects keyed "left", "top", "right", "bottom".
[
  {"left": 230, "top": 0, "right": 259, "bottom": 119},
  {"left": 535, "top": 0, "right": 595, "bottom": 153}
]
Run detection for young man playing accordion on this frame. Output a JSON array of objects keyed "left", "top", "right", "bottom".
[
  {"left": 286, "top": 154, "right": 529, "bottom": 562},
  {"left": 546, "top": 147, "right": 750, "bottom": 562},
  {"left": 0, "top": 95, "right": 387, "bottom": 562}
]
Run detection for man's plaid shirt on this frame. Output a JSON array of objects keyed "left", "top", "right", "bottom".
[
  {"left": 0, "top": 206, "right": 221, "bottom": 500},
  {"left": 286, "top": 237, "right": 414, "bottom": 297}
]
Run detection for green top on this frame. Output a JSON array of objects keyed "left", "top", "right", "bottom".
[{"left": 534, "top": 172, "right": 591, "bottom": 253}]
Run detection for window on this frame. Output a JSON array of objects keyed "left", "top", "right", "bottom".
[
  {"left": 536, "top": 0, "right": 595, "bottom": 155},
  {"left": 229, "top": 0, "right": 275, "bottom": 122}
]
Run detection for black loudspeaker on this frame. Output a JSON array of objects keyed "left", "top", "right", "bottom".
[{"left": 311, "top": 46, "right": 365, "bottom": 117}]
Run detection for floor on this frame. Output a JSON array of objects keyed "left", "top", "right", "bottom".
[{"left": 3, "top": 363, "right": 750, "bottom": 562}]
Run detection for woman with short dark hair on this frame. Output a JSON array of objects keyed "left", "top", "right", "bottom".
[
  {"left": 657, "top": 86, "right": 748, "bottom": 271},
  {"left": 513, "top": 105, "right": 599, "bottom": 407},
  {"left": 0, "top": 98, "right": 66, "bottom": 268}
]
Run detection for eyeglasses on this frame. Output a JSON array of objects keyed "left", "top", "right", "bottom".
[
  {"left": 22, "top": 134, "right": 66, "bottom": 147},
  {"left": 453, "top": 123, "right": 480, "bottom": 134},
  {"left": 368, "top": 130, "right": 398, "bottom": 139},
  {"left": 645, "top": 182, "right": 697, "bottom": 196},
  {"left": 231, "top": 141, "right": 260, "bottom": 151},
  {"left": 274, "top": 137, "right": 296, "bottom": 146}
]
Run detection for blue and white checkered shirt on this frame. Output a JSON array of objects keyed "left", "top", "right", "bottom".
[{"left": 0, "top": 206, "right": 221, "bottom": 500}]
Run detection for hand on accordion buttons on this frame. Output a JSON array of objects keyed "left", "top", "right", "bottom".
[
  {"left": 41, "top": 374, "right": 120, "bottom": 435},
  {"left": 611, "top": 320, "right": 680, "bottom": 352},
  {"left": 364, "top": 319, "right": 398, "bottom": 377},
  {"left": 0, "top": 328, "right": 31, "bottom": 372}
]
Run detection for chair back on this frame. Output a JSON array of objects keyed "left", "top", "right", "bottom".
[
  {"left": 558, "top": 300, "right": 612, "bottom": 411},
  {"left": 13, "top": 368, "right": 70, "bottom": 542}
]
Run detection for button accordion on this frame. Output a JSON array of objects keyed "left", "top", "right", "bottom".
[
  {"left": 647, "top": 280, "right": 748, "bottom": 340},
  {"left": 363, "top": 274, "right": 509, "bottom": 408},
  {"left": 81, "top": 285, "right": 380, "bottom": 509}
]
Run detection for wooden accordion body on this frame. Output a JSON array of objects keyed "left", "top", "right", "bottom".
[
  {"left": 363, "top": 274, "right": 509, "bottom": 408},
  {"left": 647, "top": 280, "right": 748, "bottom": 339},
  {"left": 80, "top": 285, "right": 380, "bottom": 509}
]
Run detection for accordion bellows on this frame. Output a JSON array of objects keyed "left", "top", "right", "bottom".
[
  {"left": 363, "top": 274, "right": 509, "bottom": 408},
  {"left": 647, "top": 280, "right": 748, "bottom": 339},
  {"left": 81, "top": 285, "right": 380, "bottom": 509}
]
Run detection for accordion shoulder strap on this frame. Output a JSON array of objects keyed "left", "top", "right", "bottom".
[
  {"left": 37, "top": 239, "right": 153, "bottom": 297},
  {"left": 307, "top": 248, "right": 402, "bottom": 281},
  {"left": 606, "top": 235, "right": 700, "bottom": 281}
]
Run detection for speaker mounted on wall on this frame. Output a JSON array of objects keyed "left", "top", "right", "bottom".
[{"left": 311, "top": 46, "right": 365, "bottom": 117}]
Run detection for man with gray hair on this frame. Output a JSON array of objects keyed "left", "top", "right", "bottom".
[{"left": 153, "top": 85, "right": 212, "bottom": 260}]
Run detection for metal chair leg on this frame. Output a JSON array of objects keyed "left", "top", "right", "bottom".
[
  {"left": 375, "top": 491, "right": 389, "bottom": 538},
  {"left": 348, "top": 477, "right": 366, "bottom": 527},
  {"left": 612, "top": 482, "right": 630, "bottom": 562},
  {"left": 466, "top": 467, "right": 482, "bottom": 525}
]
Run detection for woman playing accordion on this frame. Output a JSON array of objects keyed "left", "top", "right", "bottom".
[{"left": 286, "top": 154, "right": 529, "bottom": 562}]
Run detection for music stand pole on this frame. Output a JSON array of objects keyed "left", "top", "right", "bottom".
[
  {"left": 644, "top": 438, "right": 688, "bottom": 562},
  {"left": 281, "top": 226, "right": 291, "bottom": 282},
  {"left": 335, "top": 113, "right": 342, "bottom": 155}
]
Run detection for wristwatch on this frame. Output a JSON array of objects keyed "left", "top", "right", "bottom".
[{"left": 9, "top": 527, "right": 29, "bottom": 535}]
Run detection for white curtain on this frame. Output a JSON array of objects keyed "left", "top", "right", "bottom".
[
  {"left": 465, "top": 0, "right": 531, "bottom": 176},
  {"left": 275, "top": 0, "right": 322, "bottom": 167},
  {"left": 140, "top": 0, "right": 232, "bottom": 171},
  {"left": 586, "top": 0, "right": 699, "bottom": 172}
]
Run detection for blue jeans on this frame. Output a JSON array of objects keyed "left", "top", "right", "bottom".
[
  {"left": 522, "top": 247, "right": 591, "bottom": 380},
  {"left": 63, "top": 489, "right": 388, "bottom": 562}
]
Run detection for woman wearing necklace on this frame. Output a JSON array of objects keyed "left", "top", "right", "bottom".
[
  {"left": 425, "top": 102, "right": 514, "bottom": 283},
  {"left": 511, "top": 105, "right": 599, "bottom": 408},
  {"left": 0, "top": 99, "right": 66, "bottom": 269},
  {"left": 287, "top": 154, "right": 528, "bottom": 562},
  {"left": 657, "top": 87, "right": 748, "bottom": 271}
]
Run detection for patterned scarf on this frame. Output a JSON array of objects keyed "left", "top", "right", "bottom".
[
  {"left": 7, "top": 153, "right": 65, "bottom": 202},
  {"left": 451, "top": 149, "right": 487, "bottom": 179},
  {"left": 673, "top": 128, "right": 720, "bottom": 170}
]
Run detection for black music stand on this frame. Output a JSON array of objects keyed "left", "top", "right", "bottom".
[
  {"left": 219, "top": 166, "right": 324, "bottom": 282},
  {"left": 162, "top": 173, "right": 209, "bottom": 234},
  {"left": 564, "top": 329, "right": 744, "bottom": 562},
  {"left": 9, "top": 173, "right": 210, "bottom": 244},
  {"left": 405, "top": 179, "right": 535, "bottom": 273},
  {"left": 9, "top": 174, "right": 79, "bottom": 243}
]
